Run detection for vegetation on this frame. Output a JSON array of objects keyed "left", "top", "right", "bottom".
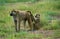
[{"left": 0, "top": 0, "right": 60, "bottom": 39}]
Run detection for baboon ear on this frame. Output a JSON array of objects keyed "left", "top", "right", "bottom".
[
  {"left": 38, "top": 14, "right": 40, "bottom": 16},
  {"left": 12, "top": 9, "right": 15, "bottom": 11},
  {"left": 39, "top": 14, "right": 40, "bottom": 16},
  {"left": 16, "top": 11, "right": 19, "bottom": 13}
]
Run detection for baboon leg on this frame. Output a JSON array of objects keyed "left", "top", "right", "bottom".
[
  {"left": 18, "top": 21, "right": 20, "bottom": 31},
  {"left": 14, "top": 20, "right": 18, "bottom": 32},
  {"left": 28, "top": 18, "right": 33, "bottom": 31},
  {"left": 24, "top": 19, "right": 27, "bottom": 30},
  {"left": 17, "top": 19, "right": 20, "bottom": 32},
  {"left": 24, "top": 19, "right": 26, "bottom": 26}
]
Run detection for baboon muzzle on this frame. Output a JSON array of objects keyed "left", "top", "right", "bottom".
[{"left": 10, "top": 13, "right": 13, "bottom": 16}]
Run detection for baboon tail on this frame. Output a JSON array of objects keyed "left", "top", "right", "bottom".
[{"left": 27, "top": 11, "right": 35, "bottom": 22}]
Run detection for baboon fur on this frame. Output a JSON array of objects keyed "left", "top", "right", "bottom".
[{"left": 33, "top": 14, "right": 40, "bottom": 30}]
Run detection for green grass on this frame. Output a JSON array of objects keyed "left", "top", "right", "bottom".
[
  {"left": 0, "top": 0, "right": 38, "bottom": 3},
  {"left": 0, "top": 0, "right": 60, "bottom": 39}
]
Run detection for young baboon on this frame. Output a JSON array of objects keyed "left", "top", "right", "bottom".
[
  {"left": 33, "top": 13, "right": 40, "bottom": 30},
  {"left": 10, "top": 9, "right": 34, "bottom": 32}
]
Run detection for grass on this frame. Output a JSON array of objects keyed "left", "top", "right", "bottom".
[
  {"left": 53, "top": 30, "right": 60, "bottom": 38},
  {"left": 0, "top": 0, "right": 60, "bottom": 39},
  {"left": 0, "top": 0, "right": 38, "bottom": 3}
]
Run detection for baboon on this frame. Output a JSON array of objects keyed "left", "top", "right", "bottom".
[
  {"left": 33, "top": 13, "right": 40, "bottom": 30},
  {"left": 10, "top": 9, "right": 34, "bottom": 32}
]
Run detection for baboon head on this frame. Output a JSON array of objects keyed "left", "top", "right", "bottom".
[
  {"left": 35, "top": 14, "right": 40, "bottom": 19},
  {"left": 10, "top": 10, "right": 18, "bottom": 16}
]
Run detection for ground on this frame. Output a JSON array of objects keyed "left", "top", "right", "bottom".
[
  {"left": 0, "top": 0, "right": 60, "bottom": 39},
  {"left": 0, "top": 30, "right": 60, "bottom": 39}
]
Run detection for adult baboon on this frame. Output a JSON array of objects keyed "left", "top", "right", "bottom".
[
  {"left": 33, "top": 13, "right": 40, "bottom": 30},
  {"left": 10, "top": 9, "right": 34, "bottom": 32}
]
